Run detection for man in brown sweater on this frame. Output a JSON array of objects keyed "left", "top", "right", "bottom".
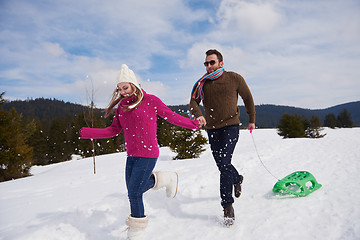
[{"left": 189, "top": 49, "right": 255, "bottom": 226}]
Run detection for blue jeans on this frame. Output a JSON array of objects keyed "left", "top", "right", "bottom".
[
  {"left": 125, "top": 157, "right": 157, "bottom": 218},
  {"left": 207, "top": 125, "right": 242, "bottom": 208}
]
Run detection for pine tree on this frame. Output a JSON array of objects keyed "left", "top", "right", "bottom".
[
  {"left": 29, "top": 119, "right": 51, "bottom": 165},
  {"left": 324, "top": 113, "right": 337, "bottom": 128},
  {"left": 47, "top": 117, "right": 69, "bottom": 163},
  {"left": 337, "top": 109, "right": 353, "bottom": 128},
  {"left": 157, "top": 116, "right": 173, "bottom": 147},
  {"left": 306, "top": 115, "right": 326, "bottom": 138},
  {"left": 0, "top": 93, "right": 36, "bottom": 181},
  {"left": 168, "top": 127, "right": 207, "bottom": 159},
  {"left": 166, "top": 113, "right": 208, "bottom": 160},
  {"left": 277, "top": 114, "right": 306, "bottom": 138},
  {"left": 72, "top": 113, "right": 93, "bottom": 157}
]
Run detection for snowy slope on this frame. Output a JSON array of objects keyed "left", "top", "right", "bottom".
[{"left": 1, "top": 128, "right": 360, "bottom": 240}]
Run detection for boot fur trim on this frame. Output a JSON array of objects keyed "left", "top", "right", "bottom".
[
  {"left": 126, "top": 216, "right": 148, "bottom": 229},
  {"left": 151, "top": 171, "right": 161, "bottom": 190}
]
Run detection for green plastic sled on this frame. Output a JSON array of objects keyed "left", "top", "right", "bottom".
[{"left": 272, "top": 171, "right": 322, "bottom": 197}]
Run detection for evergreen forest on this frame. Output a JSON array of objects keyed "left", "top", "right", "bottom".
[{"left": 1, "top": 93, "right": 358, "bottom": 181}]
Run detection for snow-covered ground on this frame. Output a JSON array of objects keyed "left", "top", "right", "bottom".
[{"left": 1, "top": 128, "right": 360, "bottom": 240}]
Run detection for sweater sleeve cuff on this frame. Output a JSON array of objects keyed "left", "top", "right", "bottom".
[{"left": 249, "top": 115, "right": 255, "bottom": 124}]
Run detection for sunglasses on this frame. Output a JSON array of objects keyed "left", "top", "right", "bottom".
[{"left": 204, "top": 60, "right": 216, "bottom": 67}]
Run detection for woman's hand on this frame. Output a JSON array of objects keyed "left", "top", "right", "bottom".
[{"left": 197, "top": 116, "right": 206, "bottom": 128}]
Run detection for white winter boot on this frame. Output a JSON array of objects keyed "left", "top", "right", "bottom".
[
  {"left": 126, "top": 216, "right": 148, "bottom": 240},
  {"left": 152, "top": 171, "right": 179, "bottom": 198}
]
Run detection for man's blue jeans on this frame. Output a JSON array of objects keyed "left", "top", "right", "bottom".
[
  {"left": 125, "top": 157, "right": 157, "bottom": 218},
  {"left": 207, "top": 125, "right": 242, "bottom": 208}
]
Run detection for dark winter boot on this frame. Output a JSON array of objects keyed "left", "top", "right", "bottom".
[
  {"left": 223, "top": 204, "right": 235, "bottom": 227},
  {"left": 234, "top": 175, "right": 244, "bottom": 198}
]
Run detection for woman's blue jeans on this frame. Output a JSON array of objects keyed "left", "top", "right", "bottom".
[
  {"left": 125, "top": 156, "right": 157, "bottom": 218},
  {"left": 207, "top": 125, "right": 242, "bottom": 208}
]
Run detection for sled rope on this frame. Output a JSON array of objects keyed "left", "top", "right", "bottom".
[
  {"left": 250, "top": 130, "right": 281, "bottom": 181},
  {"left": 250, "top": 130, "right": 322, "bottom": 197}
]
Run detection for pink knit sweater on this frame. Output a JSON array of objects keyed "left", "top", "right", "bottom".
[{"left": 79, "top": 91, "right": 199, "bottom": 158}]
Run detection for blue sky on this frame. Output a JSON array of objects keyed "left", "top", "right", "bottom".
[{"left": 1, "top": 0, "right": 359, "bottom": 109}]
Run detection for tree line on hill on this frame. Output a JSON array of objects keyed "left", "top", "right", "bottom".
[
  {"left": 1, "top": 94, "right": 357, "bottom": 181},
  {"left": 4, "top": 98, "right": 359, "bottom": 128}
]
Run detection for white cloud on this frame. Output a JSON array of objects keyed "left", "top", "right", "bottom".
[
  {"left": 217, "top": 0, "right": 282, "bottom": 34},
  {"left": 42, "top": 42, "right": 66, "bottom": 57},
  {"left": 196, "top": 0, "right": 360, "bottom": 108},
  {"left": 139, "top": 78, "right": 169, "bottom": 102}
]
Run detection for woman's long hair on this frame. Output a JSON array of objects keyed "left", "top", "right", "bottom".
[{"left": 103, "top": 83, "right": 143, "bottom": 118}]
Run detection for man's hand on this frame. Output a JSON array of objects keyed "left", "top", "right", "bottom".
[
  {"left": 248, "top": 123, "right": 255, "bottom": 133},
  {"left": 197, "top": 116, "right": 206, "bottom": 127}
]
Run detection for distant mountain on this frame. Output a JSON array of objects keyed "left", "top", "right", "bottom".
[{"left": 3, "top": 98, "right": 359, "bottom": 128}]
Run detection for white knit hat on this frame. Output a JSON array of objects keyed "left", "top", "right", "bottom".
[
  {"left": 116, "top": 64, "right": 143, "bottom": 109},
  {"left": 117, "top": 64, "right": 141, "bottom": 90}
]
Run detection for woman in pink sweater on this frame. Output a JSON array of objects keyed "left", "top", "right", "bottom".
[{"left": 79, "top": 64, "right": 199, "bottom": 239}]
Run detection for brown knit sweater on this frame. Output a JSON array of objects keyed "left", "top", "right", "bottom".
[{"left": 189, "top": 70, "right": 255, "bottom": 129}]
